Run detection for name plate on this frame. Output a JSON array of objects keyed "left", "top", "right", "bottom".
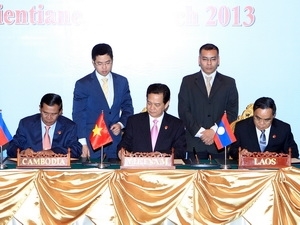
[
  {"left": 120, "top": 151, "right": 175, "bottom": 169},
  {"left": 238, "top": 149, "right": 291, "bottom": 169},
  {"left": 17, "top": 149, "right": 71, "bottom": 168}
]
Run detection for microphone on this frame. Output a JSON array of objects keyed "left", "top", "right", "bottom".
[{"left": 193, "top": 147, "right": 199, "bottom": 164}]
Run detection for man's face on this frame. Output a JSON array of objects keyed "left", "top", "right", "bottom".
[
  {"left": 93, "top": 54, "right": 113, "bottom": 76},
  {"left": 198, "top": 49, "right": 220, "bottom": 75},
  {"left": 146, "top": 93, "right": 169, "bottom": 118},
  {"left": 253, "top": 108, "right": 274, "bottom": 130},
  {"left": 39, "top": 103, "right": 62, "bottom": 126}
]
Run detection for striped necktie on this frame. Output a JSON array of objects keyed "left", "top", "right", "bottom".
[{"left": 259, "top": 130, "right": 266, "bottom": 152}]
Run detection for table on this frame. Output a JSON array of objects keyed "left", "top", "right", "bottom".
[{"left": 1, "top": 160, "right": 300, "bottom": 225}]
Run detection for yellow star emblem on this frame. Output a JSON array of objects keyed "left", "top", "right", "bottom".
[{"left": 91, "top": 124, "right": 103, "bottom": 137}]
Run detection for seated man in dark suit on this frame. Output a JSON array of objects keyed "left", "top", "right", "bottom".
[
  {"left": 7, "top": 93, "right": 82, "bottom": 158},
  {"left": 117, "top": 83, "right": 186, "bottom": 159},
  {"left": 230, "top": 97, "right": 299, "bottom": 159}
]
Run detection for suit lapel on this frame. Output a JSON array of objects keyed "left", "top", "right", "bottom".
[
  {"left": 155, "top": 114, "right": 170, "bottom": 149},
  {"left": 195, "top": 72, "right": 208, "bottom": 97},
  {"left": 248, "top": 119, "right": 261, "bottom": 150},
  {"left": 52, "top": 119, "right": 62, "bottom": 141},
  {"left": 209, "top": 72, "right": 222, "bottom": 98},
  {"left": 33, "top": 117, "right": 43, "bottom": 150},
  {"left": 267, "top": 121, "right": 277, "bottom": 148},
  {"left": 111, "top": 72, "right": 121, "bottom": 109},
  {"left": 91, "top": 72, "right": 110, "bottom": 109},
  {"left": 142, "top": 113, "right": 153, "bottom": 151}
]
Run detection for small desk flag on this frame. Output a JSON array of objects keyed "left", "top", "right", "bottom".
[
  {"left": 0, "top": 111, "right": 13, "bottom": 146},
  {"left": 214, "top": 112, "right": 236, "bottom": 149},
  {"left": 89, "top": 112, "right": 112, "bottom": 150}
]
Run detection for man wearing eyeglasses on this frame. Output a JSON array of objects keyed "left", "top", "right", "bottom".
[
  {"left": 7, "top": 93, "right": 82, "bottom": 158},
  {"left": 230, "top": 97, "right": 299, "bottom": 159},
  {"left": 72, "top": 43, "right": 133, "bottom": 160}
]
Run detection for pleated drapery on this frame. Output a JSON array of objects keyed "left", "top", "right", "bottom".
[{"left": 1, "top": 167, "right": 300, "bottom": 225}]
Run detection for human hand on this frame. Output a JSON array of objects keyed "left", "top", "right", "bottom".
[
  {"left": 20, "top": 148, "right": 35, "bottom": 155},
  {"left": 81, "top": 145, "right": 90, "bottom": 158},
  {"left": 38, "top": 149, "right": 55, "bottom": 156},
  {"left": 200, "top": 129, "right": 215, "bottom": 145},
  {"left": 110, "top": 123, "right": 121, "bottom": 136},
  {"left": 118, "top": 148, "right": 129, "bottom": 159}
]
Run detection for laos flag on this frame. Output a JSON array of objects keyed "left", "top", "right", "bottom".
[{"left": 214, "top": 112, "right": 236, "bottom": 149}]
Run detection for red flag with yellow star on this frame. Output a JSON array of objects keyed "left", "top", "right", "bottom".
[{"left": 89, "top": 112, "right": 112, "bottom": 150}]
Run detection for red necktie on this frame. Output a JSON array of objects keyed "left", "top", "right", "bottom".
[
  {"left": 43, "top": 126, "right": 51, "bottom": 150},
  {"left": 151, "top": 119, "right": 158, "bottom": 151}
]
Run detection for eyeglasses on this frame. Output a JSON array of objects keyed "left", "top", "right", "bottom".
[
  {"left": 41, "top": 111, "right": 59, "bottom": 118},
  {"left": 94, "top": 60, "right": 112, "bottom": 66},
  {"left": 254, "top": 115, "right": 273, "bottom": 124}
]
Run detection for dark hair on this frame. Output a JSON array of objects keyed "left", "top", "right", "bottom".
[
  {"left": 40, "top": 93, "right": 63, "bottom": 111},
  {"left": 199, "top": 43, "right": 219, "bottom": 55},
  {"left": 91, "top": 43, "right": 113, "bottom": 61},
  {"left": 253, "top": 97, "right": 276, "bottom": 115},
  {"left": 146, "top": 83, "right": 170, "bottom": 104}
]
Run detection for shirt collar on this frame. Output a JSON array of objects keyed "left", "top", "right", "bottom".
[
  {"left": 149, "top": 112, "right": 164, "bottom": 123},
  {"left": 95, "top": 71, "right": 112, "bottom": 81},
  {"left": 202, "top": 70, "right": 217, "bottom": 81}
]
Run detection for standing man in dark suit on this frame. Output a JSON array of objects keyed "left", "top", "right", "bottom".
[
  {"left": 118, "top": 83, "right": 186, "bottom": 159},
  {"left": 178, "top": 43, "right": 238, "bottom": 160},
  {"left": 73, "top": 43, "right": 133, "bottom": 160},
  {"left": 7, "top": 93, "right": 82, "bottom": 158},
  {"left": 230, "top": 97, "right": 299, "bottom": 159}
]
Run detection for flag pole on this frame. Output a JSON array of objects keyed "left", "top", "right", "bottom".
[
  {"left": 220, "top": 146, "right": 231, "bottom": 169},
  {"left": 98, "top": 146, "right": 109, "bottom": 169},
  {"left": 0, "top": 145, "right": 7, "bottom": 169}
]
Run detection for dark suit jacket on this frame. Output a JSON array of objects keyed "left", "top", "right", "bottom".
[
  {"left": 178, "top": 71, "right": 238, "bottom": 154},
  {"left": 117, "top": 112, "right": 186, "bottom": 159},
  {"left": 7, "top": 114, "right": 82, "bottom": 158},
  {"left": 72, "top": 71, "right": 133, "bottom": 159},
  {"left": 230, "top": 117, "right": 299, "bottom": 159}
]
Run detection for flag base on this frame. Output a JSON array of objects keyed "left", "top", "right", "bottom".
[
  {"left": 98, "top": 162, "right": 110, "bottom": 169},
  {"left": 0, "top": 164, "right": 7, "bottom": 169},
  {"left": 220, "top": 164, "right": 231, "bottom": 169}
]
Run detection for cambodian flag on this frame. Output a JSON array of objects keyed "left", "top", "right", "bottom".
[
  {"left": 0, "top": 111, "right": 13, "bottom": 146},
  {"left": 214, "top": 112, "right": 236, "bottom": 149}
]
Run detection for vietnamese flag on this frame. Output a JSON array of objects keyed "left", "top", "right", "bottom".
[
  {"left": 0, "top": 111, "right": 13, "bottom": 146},
  {"left": 214, "top": 112, "right": 236, "bottom": 149},
  {"left": 89, "top": 112, "right": 112, "bottom": 150}
]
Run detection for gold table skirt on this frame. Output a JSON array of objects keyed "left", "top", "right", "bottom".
[{"left": 1, "top": 167, "right": 300, "bottom": 225}]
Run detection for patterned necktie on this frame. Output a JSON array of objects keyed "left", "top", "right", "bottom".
[
  {"left": 205, "top": 76, "right": 212, "bottom": 96},
  {"left": 259, "top": 130, "right": 266, "bottom": 152},
  {"left": 102, "top": 78, "right": 109, "bottom": 100},
  {"left": 43, "top": 126, "right": 51, "bottom": 150},
  {"left": 151, "top": 119, "right": 159, "bottom": 151}
]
